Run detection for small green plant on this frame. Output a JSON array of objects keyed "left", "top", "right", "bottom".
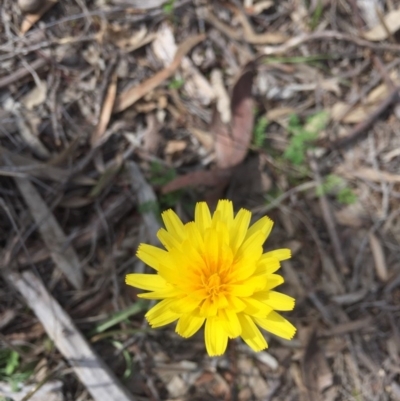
[
  {"left": 168, "top": 77, "right": 185, "bottom": 90},
  {"left": 149, "top": 161, "right": 177, "bottom": 186},
  {"left": 138, "top": 200, "right": 160, "bottom": 216},
  {"left": 163, "top": 0, "right": 175, "bottom": 14},
  {"left": 252, "top": 116, "right": 269, "bottom": 148},
  {"left": 310, "top": 0, "right": 324, "bottom": 30},
  {"left": 316, "top": 174, "right": 357, "bottom": 204},
  {"left": 146, "top": 162, "right": 183, "bottom": 214},
  {"left": 337, "top": 188, "right": 357, "bottom": 204},
  {"left": 284, "top": 111, "right": 329, "bottom": 165},
  {"left": 0, "top": 349, "right": 35, "bottom": 392}
]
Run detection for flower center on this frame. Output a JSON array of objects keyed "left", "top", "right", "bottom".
[{"left": 203, "top": 273, "right": 223, "bottom": 297}]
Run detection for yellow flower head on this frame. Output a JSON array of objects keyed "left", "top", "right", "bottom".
[{"left": 126, "top": 200, "right": 296, "bottom": 356}]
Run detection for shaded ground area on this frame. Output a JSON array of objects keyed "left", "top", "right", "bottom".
[{"left": 1, "top": 1, "right": 400, "bottom": 400}]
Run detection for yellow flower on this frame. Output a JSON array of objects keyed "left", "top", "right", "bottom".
[{"left": 126, "top": 200, "right": 296, "bottom": 356}]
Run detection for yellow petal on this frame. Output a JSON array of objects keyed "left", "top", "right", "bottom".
[
  {"left": 214, "top": 199, "right": 234, "bottom": 228},
  {"left": 230, "top": 208, "right": 251, "bottom": 253},
  {"left": 138, "top": 288, "right": 182, "bottom": 299},
  {"left": 245, "top": 216, "right": 273, "bottom": 242},
  {"left": 254, "top": 311, "right": 296, "bottom": 340},
  {"left": 195, "top": 202, "right": 212, "bottom": 235},
  {"left": 184, "top": 222, "right": 204, "bottom": 253},
  {"left": 205, "top": 316, "right": 228, "bottom": 356},
  {"left": 200, "top": 298, "right": 218, "bottom": 317},
  {"left": 242, "top": 297, "right": 273, "bottom": 318},
  {"left": 204, "top": 228, "right": 220, "bottom": 275},
  {"left": 220, "top": 309, "right": 241, "bottom": 338},
  {"left": 137, "top": 244, "right": 169, "bottom": 271},
  {"left": 162, "top": 209, "right": 186, "bottom": 241},
  {"left": 157, "top": 228, "right": 182, "bottom": 250},
  {"left": 125, "top": 273, "right": 167, "bottom": 291},
  {"left": 176, "top": 314, "right": 205, "bottom": 338},
  {"left": 243, "top": 275, "right": 268, "bottom": 292},
  {"left": 226, "top": 295, "right": 247, "bottom": 312},
  {"left": 215, "top": 294, "right": 229, "bottom": 310},
  {"left": 238, "top": 313, "right": 268, "bottom": 352},
  {"left": 265, "top": 274, "right": 284, "bottom": 290},
  {"left": 264, "top": 248, "right": 291, "bottom": 261},
  {"left": 146, "top": 299, "right": 180, "bottom": 327},
  {"left": 262, "top": 291, "right": 295, "bottom": 311},
  {"left": 226, "top": 284, "right": 256, "bottom": 297},
  {"left": 255, "top": 256, "right": 280, "bottom": 275},
  {"left": 170, "top": 296, "right": 202, "bottom": 314}
]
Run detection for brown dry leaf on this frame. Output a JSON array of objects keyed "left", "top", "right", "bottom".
[
  {"left": 143, "top": 113, "right": 161, "bottom": 154},
  {"left": 161, "top": 169, "right": 231, "bottom": 194},
  {"left": 20, "top": 0, "right": 58, "bottom": 34},
  {"left": 266, "top": 107, "right": 297, "bottom": 121},
  {"left": 302, "top": 330, "right": 334, "bottom": 401},
  {"left": 188, "top": 127, "right": 214, "bottom": 151},
  {"left": 165, "top": 140, "right": 187, "bottom": 155},
  {"left": 213, "top": 62, "right": 255, "bottom": 169},
  {"left": 91, "top": 73, "right": 118, "bottom": 147},
  {"left": 113, "top": 34, "right": 205, "bottom": 113},
  {"left": 363, "top": 9, "right": 400, "bottom": 41},
  {"left": 336, "top": 165, "right": 400, "bottom": 183},
  {"left": 21, "top": 80, "right": 47, "bottom": 110},
  {"left": 334, "top": 203, "right": 366, "bottom": 228},
  {"left": 331, "top": 73, "right": 400, "bottom": 123},
  {"left": 245, "top": 0, "right": 274, "bottom": 15},
  {"left": 106, "top": 25, "right": 154, "bottom": 52},
  {"left": 368, "top": 232, "right": 388, "bottom": 282}
]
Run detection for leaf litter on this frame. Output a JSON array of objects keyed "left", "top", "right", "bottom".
[{"left": 0, "top": 1, "right": 400, "bottom": 401}]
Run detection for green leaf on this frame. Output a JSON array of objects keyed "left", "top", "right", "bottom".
[
  {"left": 284, "top": 111, "right": 329, "bottom": 165},
  {"left": 168, "top": 78, "right": 185, "bottom": 90},
  {"left": 252, "top": 116, "right": 269, "bottom": 148},
  {"left": 5, "top": 351, "right": 19, "bottom": 376},
  {"left": 92, "top": 300, "right": 149, "bottom": 334},
  {"left": 337, "top": 188, "right": 357, "bottom": 204}
]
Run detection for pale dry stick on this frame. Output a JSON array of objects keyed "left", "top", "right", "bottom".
[
  {"left": 252, "top": 181, "right": 317, "bottom": 214},
  {"left": 201, "top": 7, "right": 287, "bottom": 44},
  {"left": 126, "top": 161, "right": 160, "bottom": 246},
  {"left": 0, "top": 35, "right": 97, "bottom": 62},
  {"left": 6, "top": 271, "right": 137, "bottom": 401},
  {"left": 14, "top": 177, "right": 84, "bottom": 289},
  {"left": 309, "top": 155, "right": 350, "bottom": 276},
  {"left": 350, "top": 219, "right": 383, "bottom": 292},
  {"left": 91, "top": 72, "right": 118, "bottom": 147},
  {"left": 0, "top": 57, "right": 47, "bottom": 88},
  {"left": 48, "top": 72, "right": 64, "bottom": 146},
  {"left": 370, "top": 56, "right": 396, "bottom": 217},
  {"left": 262, "top": 30, "right": 400, "bottom": 55},
  {"left": 94, "top": 56, "right": 118, "bottom": 126}
]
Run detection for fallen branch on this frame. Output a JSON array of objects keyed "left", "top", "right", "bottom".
[{"left": 6, "top": 271, "right": 137, "bottom": 401}]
